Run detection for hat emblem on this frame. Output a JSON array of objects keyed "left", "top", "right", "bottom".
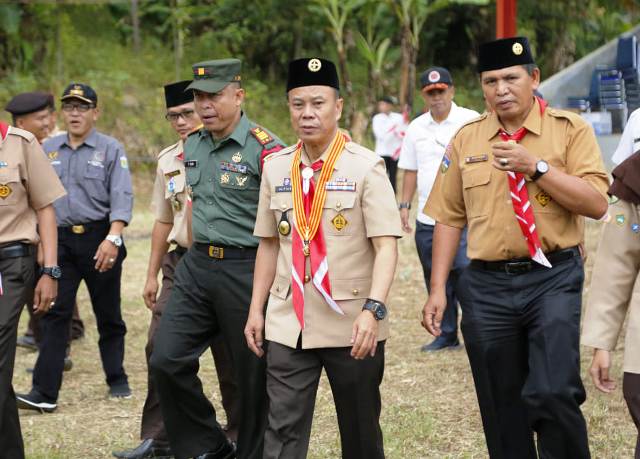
[
  {"left": 512, "top": 42, "right": 523, "bottom": 56},
  {"left": 197, "top": 67, "right": 205, "bottom": 76},
  {"left": 308, "top": 59, "right": 322, "bottom": 72},
  {"left": 428, "top": 70, "right": 441, "bottom": 83},
  {"left": 70, "top": 87, "right": 84, "bottom": 96}
]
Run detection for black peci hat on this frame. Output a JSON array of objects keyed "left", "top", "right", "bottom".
[
  {"left": 5, "top": 92, "right": 52, "bottom": 116},
  {"left": 477, "top": 36, "right": 535, "bottom": 73},
  {"left": 286, "top": 58, "right": 340, "bottom": 92},
  {"left": 164, "top": 80, "right": 193, "bottom": 108}
]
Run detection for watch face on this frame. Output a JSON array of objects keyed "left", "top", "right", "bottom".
[
  {"left": 537, "top": 161, "right": 549, "bottom": 174},
  {"left": 375, "top": 307, "right": 386, "bottom": 320},
  {"left": 52, "top": 266, "right": 62, "bottom": 279}
]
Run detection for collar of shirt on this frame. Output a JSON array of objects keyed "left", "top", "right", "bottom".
[
  {"left": 300, "top": 133, "right": 344, "bottom": 172},
  {"left": 486, "top": 97, "right": 542, "bottom": 139},
  {"left": 58, "top": 128, "right": 98, "bottom": 150},
  {"left": 173, "top": 139, "right": 184, "bottom": 158},
  {"left": 422, "top": 101, "right": 464, "bottom": 128},
  {"left": 201, "top": 111, "right": 250, "bottom": 149}
]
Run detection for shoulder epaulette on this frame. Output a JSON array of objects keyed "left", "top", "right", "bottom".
[
  {"left": 157, "top": 141, "right": 180, "bottom": 159},
  {"left": 8, "top": 126, "right": 35, "bottom": 142},
  {"left": 250, "top": 126, "right": 275, "bottom": 146},
  {"left": 547, "top": 108, "right": 585, "bottom": 127}
]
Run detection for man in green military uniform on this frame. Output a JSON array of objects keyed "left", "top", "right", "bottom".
[{"left": 150, "top": 59, "right": 285, "bottom": 459}]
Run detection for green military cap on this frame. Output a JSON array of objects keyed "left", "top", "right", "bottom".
[{"left": 187, "top": 58, "right": 242, "bottom": 94}]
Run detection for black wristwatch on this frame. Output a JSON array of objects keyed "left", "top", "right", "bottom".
[
  {"left": 398, "top": 202, "right": 411, "bottom": 210},
  {"left": 530, "top": 160, "right": 549, "bottom": 181},
  {"left": 362, "top": 298, "right": 387, "bottom": 321},
  {"left": 41, "top": 265, "right": 62, "bottom": 280}
]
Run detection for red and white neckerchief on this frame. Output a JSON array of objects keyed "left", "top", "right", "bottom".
[
  {"left": 0, "top": 121, "right": 9, "bottom": 142},
  {"left": 498, "top": 97, "right": 551, "bottom": 268},
  {"left": 290, "top": 132, "right": 346, "bottom": 328}
]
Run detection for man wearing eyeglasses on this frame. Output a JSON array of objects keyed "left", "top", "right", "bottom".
[
  {"left": 16, "top": 83, "right": 133, "bottom": 412},
  {"left": 113, "top": 81, "right": 239, "bottom": 459}
]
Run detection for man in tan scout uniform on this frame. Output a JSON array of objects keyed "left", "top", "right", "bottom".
[
  {"left": 423, "top": 37, "right": 609, "bottom": 458},
  {"left": 245, "top": 57, "right": 401, "bottom": 459},
  {"left": 0, "top": 121, "right": 65, "bottom": 459},
  {"left": 113, "top": 81, "right": 239, "bottom": 459},
  {"left": 582, "top": 151, "right": 640, "bottom": 459}
]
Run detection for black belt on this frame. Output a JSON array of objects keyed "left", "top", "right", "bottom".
[
  {"left": 173, "top": 245, "right": 188, "bottom": 256},
  {"left": 59, "top": 220, "right": 109, "bottom": 235},
  {"left": 469, "top": 246, "right": 580, "bottom": 275},
  {"left": 194, "top": 243, "right": 257, "bottom": 260},
  {"left": 0, "top": 243, "right": 34, "bottom": 260}
]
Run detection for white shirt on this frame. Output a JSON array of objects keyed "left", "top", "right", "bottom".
[
  {"left": 612, "top": 107, "right": 640, "bottom": 165},
  {"left": 372, "top": 111, "right": 406, "bottom": 158},
  {"left": 398, "top": 102, "right": 480, "bottom": 225}
]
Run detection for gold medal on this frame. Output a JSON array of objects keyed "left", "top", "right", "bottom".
[
  {"left": 0, "top": 184, "right": 11, "bottom": 199},
  {"left": 278, "top": 220, "right": 291, "bottom": 236}
]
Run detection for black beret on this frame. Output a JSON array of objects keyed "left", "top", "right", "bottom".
[
  {"left": 164, "top": 80, "right": 193, "bottom": 108},
  {"left": 286, "top": 58, "right": 340, "bottom": 92},
  {"left": 61, "top": 83, "right": 98, "bottom": 104},
  {"left": 477, "top": 36, "right": 535, "bottom": 73},
  {"left": 5, "top": 92, "right": 52, "bottom": 116}
]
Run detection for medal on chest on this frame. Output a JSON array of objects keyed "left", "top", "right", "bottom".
[{"left": 0, "top": 184, "right": 11, "bottom": 199}]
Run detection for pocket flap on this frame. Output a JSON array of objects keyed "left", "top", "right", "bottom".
[
  {"left": 323, "top": 193, "right": 357, "bottom": 211},
  {"left": 0, "top": 167, "right": 20, "bottom": 184},
  {"left": 330, "top": 277, "right": 371, "bottom": 300},
  {"left": 270, "top": 275, "right": 291, "bottom": 300},
  {"left": 462, "top": 168, "right": 491, "bottom": 189},
  {"left": 270, "top": 196, "right": 293, "bottom": 212}
]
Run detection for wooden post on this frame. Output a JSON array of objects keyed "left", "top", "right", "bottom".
[{"left": 496, "top": 0, "right": 517, "bottom": 38}]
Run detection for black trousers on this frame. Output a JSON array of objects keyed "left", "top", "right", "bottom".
[
  {"left": 141, "top": 249, "right": 240, "bottom": 444},
  {"left": 32, "top": 224, "right": 128, "bottom": 401},
  {"left": 264, "top": 341, "right": 385, "bottom": 459},
  {"left": 150, "top": 247, "right": 266, "bottom": 459},
  {"left": 0, "top": 250, "right": 35, "bottom": 459},
  {"left": 624, "top": 372, "right": 640, "bottom": 459},
  {"left": 457, "top": 254, "right": 590, "bottom": 458},
  {"left": 382, "top": 156, "right": 398, "bottom": 193}
]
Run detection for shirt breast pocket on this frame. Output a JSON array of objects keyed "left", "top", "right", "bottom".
[
  {"left": 0, "top": 167, "right": 22, "bottom": 206},
  {"left": 462, "top": 167, "right": 491, "bottom": 219},
  {"left": 323, "top": 193, "right": 357, "bottom": 237},
  {"left": 84, "top": 162, "right": 106, "bottom": 181}
]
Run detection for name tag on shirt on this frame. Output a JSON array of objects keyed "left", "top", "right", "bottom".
[
  {"left": 185, "top": 160, "right": 198, "bottom": 168},
  {"left": 465, "top": 154, "right": 488, "bottom": 164},
  {"left": 165, "top": 170, "right": 181, "bottom": 178}
]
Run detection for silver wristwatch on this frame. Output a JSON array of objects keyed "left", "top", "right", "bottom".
[{"left": 106, "top": 234, "right": 123, "bottom": 247}]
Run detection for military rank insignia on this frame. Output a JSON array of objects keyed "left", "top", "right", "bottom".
[
  {"left": 616, "top": 214, "right": 625, "bottom": 226},
  {"left": 235, "top": 175, "right": 248, "bottom": 187},
  {"left": 0, "top": 184, "right": 12, "bottom": 199},
  {"left": 232, "top": 152, "right": 243, "bottom": 163},
  {"left": 220, "top": 161, "right": 247, "bottom": 174},
  {"left": 220, "top": 172, "right": 230, "bottom": 184},
  {"left": 331, "top": 213, "right": 348, "bottom": 231},
  {"left": 250, "top": 127, "right": 273, "bottom": 145},
  {"left": 535, "top": 190, "right": 551, "bottom": 207},
  {"left": 48, "top": 151, "right": 58, "bottom": 160}
]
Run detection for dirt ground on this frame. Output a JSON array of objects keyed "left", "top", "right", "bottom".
[{"left": 13, "top": 174, "right": 636, "bottom": 459}]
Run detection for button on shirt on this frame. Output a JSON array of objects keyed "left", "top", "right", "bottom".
[
  {"left": 398, "top": 102, "right": 479, "bottom": 225},
  {"left": 42, "top": 129, "right": 133, "bottom": 226},
  {"left": 372, "top": 111, "right": 406, "bottom": 159},
  {"left": 612, "top": 106, "right": 640, "bottom": 165},
  {"left": 425, "top": 98, "right": 610, "bottom": 261},
  {"left": 185, "top": 113, "right": 284, "bottom": 247}
]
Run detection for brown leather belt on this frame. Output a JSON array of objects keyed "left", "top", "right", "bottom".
[
  {"left": 469, "top": 246, "right": 580, "bottom": 275},
  {"left": 0, "top": 243, "right": 34, "bottom": 260},
  {"left": 194, "top": 243, "right": 257, "bottom": 260}
]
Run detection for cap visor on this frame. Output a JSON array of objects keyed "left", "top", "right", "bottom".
[
  {"left": 61, "top": 95, "right": 94, "bottom": 104},
  {"left": 186, "top": 80, "right": 229, "bottom": 94},
  {"left": 423, "top": 83, "right": 450, "bottom": 92}
]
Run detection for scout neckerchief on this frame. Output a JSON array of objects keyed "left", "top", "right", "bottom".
[
  {"left": 0, "top": 122, "right": 9, "bottom": 142},
  {"left": 290, "top": 131, "right": 347, "bottom": 328},
  {"left": 498, "top": 96, "right": 551, "bottom": 268}
]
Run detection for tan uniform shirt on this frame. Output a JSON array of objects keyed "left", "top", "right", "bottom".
[
  {"left": 425, "top": 98, "right": 610, "bottom": 261},
  {"left": 151, "top": 140, "right": 190, "bottom": 248},
  {"left": 0, "top": 126, "right": 66, "bottom": 245},
  {"left": 582, "top": 199, "right": 640, "bottom": 373},
  {"left": 254, "top": 141, "right": 403, "bottom": 349}
]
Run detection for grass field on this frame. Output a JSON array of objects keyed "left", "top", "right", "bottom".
[{"left": 13, "top": 173, "right": 636, "bottom": 459}]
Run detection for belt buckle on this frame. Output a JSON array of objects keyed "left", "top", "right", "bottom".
[
  {"left": 71, "top": 225, "right": 86, "bottom": 234},
  {"left": 505, "top": 261, "right": 532, "bottom": 275},
  {"left": 208, "top": 245, "right": 224, "bottom": 259}
]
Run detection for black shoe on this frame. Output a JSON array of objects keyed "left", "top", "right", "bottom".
[
  {"left": 16, "top": 391, "right": 57, "bottom": 413},
  {"left": 112, "top": 439, "right": 173, "bottom": 459},
  {"left": 193, "top": 439, "right": 236, "bottom": 459},
  {"left": 109, "top": 383, "right": 132, "bottom": 399},
  {"left": 421, "top": 337, "right": 461, "bottom": 352},
  {"left": 16, "top": 335, "right": 38, "bottom": 352}
]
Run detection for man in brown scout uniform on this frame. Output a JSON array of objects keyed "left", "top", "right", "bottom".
[
  {"left": 113, "top": 81, "right": 240, "bottom": 458},
  {"left": 245, "top": 57, "right": 401, "bottom": 459},
  {"left": 150, "top": 59, "right": 285, "bottom": 459},
  {"left": 582, "top": 151, "right": 640, "bottom": 459},
  {"left": 422, "top": 37, "right": 609, "bottom": 458},
  {"left": 0, "top": 121, "right": 65, "bottom": 459}
]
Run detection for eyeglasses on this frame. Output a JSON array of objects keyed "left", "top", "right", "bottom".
[
  {"left": 165, "top": 109, "right": 196, "bottom": 122},
  {"left": 61, "top": 102, "right": 94, "bottom": 113}
]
